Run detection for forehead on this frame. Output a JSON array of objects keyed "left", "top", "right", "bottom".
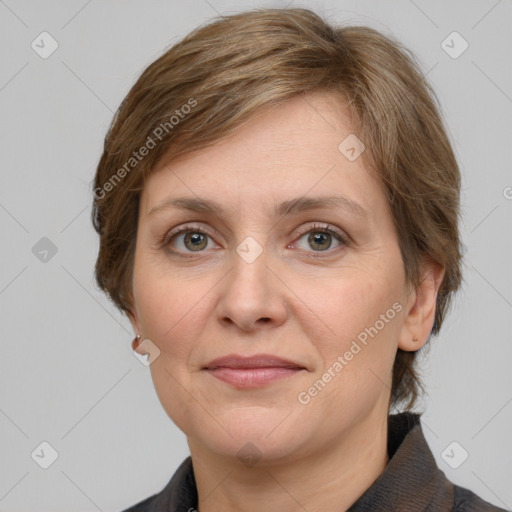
[{"left": 140, "top": 92, "right": 383, "bottom": 221}]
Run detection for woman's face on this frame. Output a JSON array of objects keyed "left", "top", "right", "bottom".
[{"left": 129, "top": 92, "right": 430, "bottom": 465}]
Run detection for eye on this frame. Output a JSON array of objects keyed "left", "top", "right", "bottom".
[
  {"left": 161, "top": 222, "right": 349, "bottom": 257},
  {"left": 291, "top": 223, "right": 348, "bottom": 254},
  {"left": 164, "top": 224, "right": 217, "bottom": 253}
]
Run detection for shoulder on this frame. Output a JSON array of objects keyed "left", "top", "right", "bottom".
[
  {"left": 119, "top": 456, "right": 197, "bottom": 512},
  {"left": 121, "top": 493, "right": 158, "bottom": 512},
  {"left": 452, "top": 484, "right": 508, "bottom": 512}
]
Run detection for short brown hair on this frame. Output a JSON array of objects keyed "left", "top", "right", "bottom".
[{"left": 92, "top": 8, "right": 463, "bottom": 409}]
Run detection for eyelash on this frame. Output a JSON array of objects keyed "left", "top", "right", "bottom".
[
  {"left": 292, "top": 223, "right": 349, "bottom": 254},
  {"left": 161, "top": 222, "right": 349, "bottom": 257}
]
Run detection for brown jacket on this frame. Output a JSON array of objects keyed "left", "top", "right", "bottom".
[{"left": 122, "top": 413, "right": 507, "bottom": 511}]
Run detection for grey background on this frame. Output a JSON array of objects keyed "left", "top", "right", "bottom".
[{"left": 1, "top": 0, "right": 511, "bottom": 510}]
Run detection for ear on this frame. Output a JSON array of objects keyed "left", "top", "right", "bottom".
[
  {"left": 126, "top": 307, "right": 144, "bottom": 354},
  {"left": 398, "top": 259, "right": 445, "bottom": 351}
]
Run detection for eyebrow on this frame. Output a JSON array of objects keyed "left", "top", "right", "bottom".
[{"left": 148, "top": 194, "right": 368, "bottom": 220}]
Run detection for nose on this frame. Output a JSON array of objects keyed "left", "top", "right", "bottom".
[{"left": 216, "top": 241, "right": 288, "bottom": 333}]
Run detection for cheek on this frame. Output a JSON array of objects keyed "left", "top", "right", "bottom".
[
  {"left": 294, "top": 260, "right": 404, "bottom": 342},
  {"left": 294, "top": 263, "right": 404, "bottom": 400},
  {"left": 294, "top": 275, "right": 401, "bottom": 421},
  {"left": 132, "top": 253, "right": 223, "bottom": 376},
  {"left": 132, "top": 255, "right": 191, "bottom": 350},
  {"left": 132, "top": 262, "right": 210, "bottom": 429}
]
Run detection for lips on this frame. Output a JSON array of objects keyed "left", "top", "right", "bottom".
[
  {"left": 203, "top": 354, "right": 307, "bottom": 388},
  {"left": 203, "top": 354, "right": 305, "bottom": 370}
]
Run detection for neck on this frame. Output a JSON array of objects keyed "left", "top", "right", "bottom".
[{"left": 189, "top": 409, "right": 389, "bottom": 512}]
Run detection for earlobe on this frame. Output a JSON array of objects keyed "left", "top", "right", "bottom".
[
  {"left": 398, "top": 260, "right": 445, "bottom": 352},
  {"left": 131, "top": 334, "right": 143, "bottom": 353},
  {"left": 127, "top": 307, "right": 142, "bottom": 346}
]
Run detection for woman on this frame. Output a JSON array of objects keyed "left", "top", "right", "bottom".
[{"left": 92, "top": 8, "right": 505, "bottom": 512}]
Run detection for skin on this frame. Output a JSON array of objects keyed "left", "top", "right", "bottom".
[{"left": 128, "top": 92, "right": 445, "bottom": 512}]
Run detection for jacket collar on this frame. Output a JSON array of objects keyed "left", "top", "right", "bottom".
[{"left": 347, "top": 412, "right": 454, "bottom": 510}]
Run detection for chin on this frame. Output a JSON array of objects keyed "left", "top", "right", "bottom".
[{"left": 186, "top": 408, "right": 311, "bottom": 465}]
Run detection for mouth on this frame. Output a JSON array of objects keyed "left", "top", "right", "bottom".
[
  {"left": 203, "top": 354, "right": 307, "bottom": 388},
  {"left": 204, "top": 367, "right": 306, "bottom": 388}
]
